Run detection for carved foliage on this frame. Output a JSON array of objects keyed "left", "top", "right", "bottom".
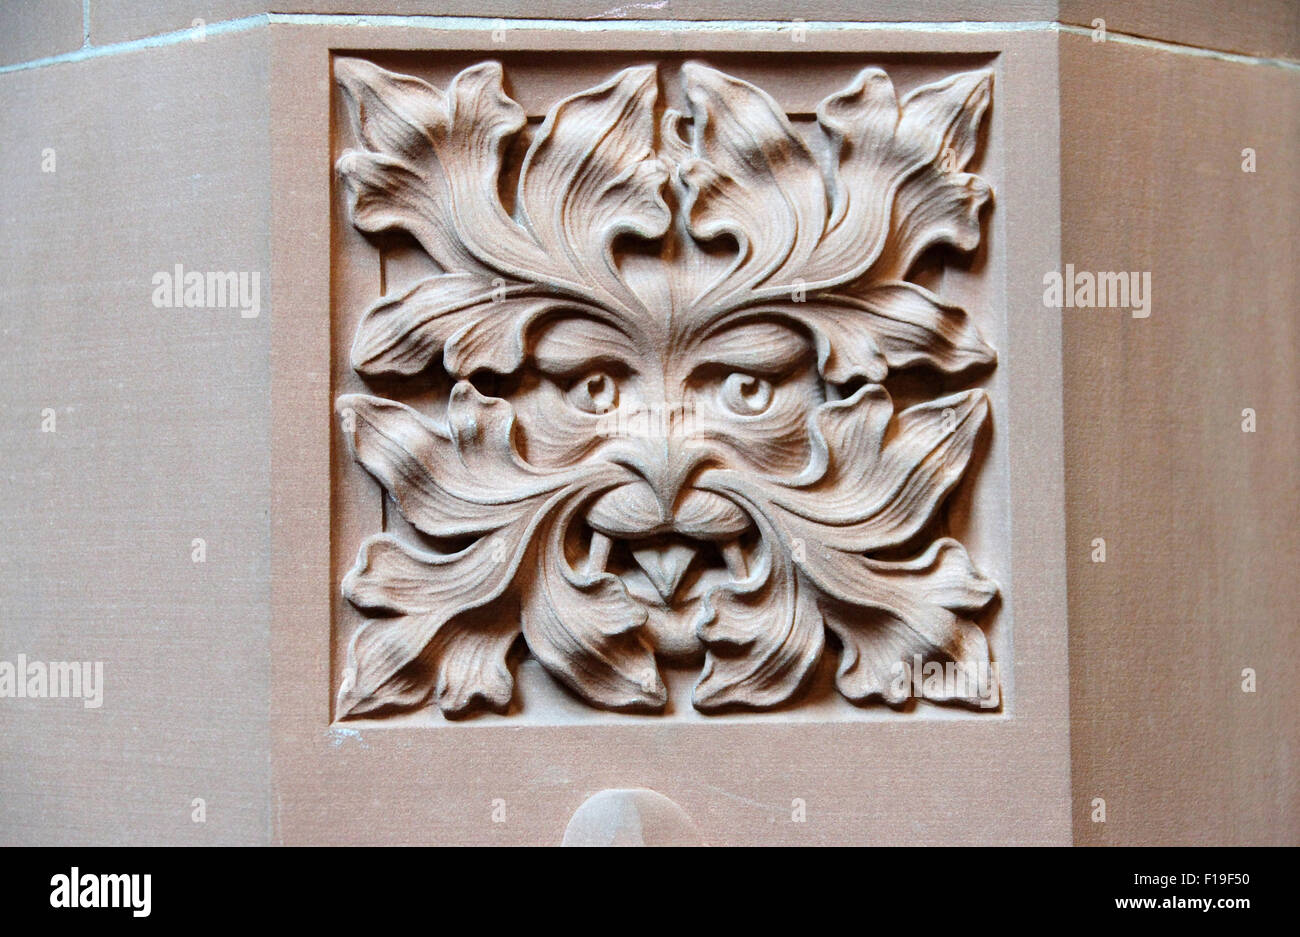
[{"left": 333, "top": 57, "right": 999, "bottom": 718}]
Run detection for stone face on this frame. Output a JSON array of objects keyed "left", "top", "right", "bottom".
[{"left": 329, "top": 57, "right": 1002, "bottom": 721}]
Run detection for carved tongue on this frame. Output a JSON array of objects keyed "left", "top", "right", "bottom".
[{"left": 630, "top": 541, "right": 697, "bottom": 603}]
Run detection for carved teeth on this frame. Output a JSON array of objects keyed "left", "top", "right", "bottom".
[
  {"left": 585, "top": 531, "right": 613, "bottom": 574},
  {"left": 720, "top": 540, "right": 748, "bottom": 580}
]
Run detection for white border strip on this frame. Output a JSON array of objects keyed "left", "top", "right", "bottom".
[{"left": 2, "top": 15, "right": 1297, "bottom": 75}]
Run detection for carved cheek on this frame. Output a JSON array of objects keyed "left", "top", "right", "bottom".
[
  {"left": 506, "top": 378, "right": 619, "bottom": 469},
  {"left": 689, "top": 377, "right": 819, "bottom": 478}
]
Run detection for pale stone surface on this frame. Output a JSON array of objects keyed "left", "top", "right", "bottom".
[
  {"left": 1058, "top": 0, "right": 1300, "bottom": 62},
  {"left": 0, "top": 0, "right": 83, "bottom": 67},
  {"left": 81, "top": 2, "right": 1300, "bottom": 63},
  {"left": 0, "top": 7, "right": 1292, "bottom": 847},
  {"left": 89, "top": 1, "right": 265, "bottom": 47},
  {"left": 88, "top": 1, "right": 1060, "bottom": 47},
  {"left": 1059, "top": 31, "right": 1300, "bottom": 846},
  {"left": 0, "top": 30, "right": 272, "bottom": 845}
]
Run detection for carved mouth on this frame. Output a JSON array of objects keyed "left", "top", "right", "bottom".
[
  {"left": 581, "top": 482, "right": 756, "bottom": 658},
  {"left": 582, "top": 479, "right": 753, "bottom": 604},
  {"left": 583, "top": 525, "right": 754, "bottom": 659},
  {"left": 584, "top": 528, "right": 750, "bottom": 600}
]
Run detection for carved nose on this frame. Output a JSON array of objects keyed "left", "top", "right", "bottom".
[{"left": 610, "top": 440, "right": 708, "bottom": 520}]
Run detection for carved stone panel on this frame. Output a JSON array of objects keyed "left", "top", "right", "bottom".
[
  {"left": 330, "top": 52, "right": 1007, "bottom": 724},
  {"left": 272, "top": 23, "right": 1068, "bottom": 844}
]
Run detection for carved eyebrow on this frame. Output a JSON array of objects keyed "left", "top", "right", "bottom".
[
  {"left": 694, "top": 320, "right": 811, "bottom": 375},
  {"left": 532, "top": 316, "right": 637, "bottom": 376}
]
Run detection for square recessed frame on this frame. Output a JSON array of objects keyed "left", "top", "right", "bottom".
[{"left": 271, "top": 21, "right": 1069, "bottom": 845}]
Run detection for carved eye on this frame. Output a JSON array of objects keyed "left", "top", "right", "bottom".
[
  {"left": 719, "top": 372, "right": 773, "bottom": 416},
  {"left": 567, "top": 371, "right": 618, "bottom": 414}
]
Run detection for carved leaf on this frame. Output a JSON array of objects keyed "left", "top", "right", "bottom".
[
  {"left": 678, "top": 62, "right": 828, "bottom": 304},
  {"left": 693, "top": 526, "right": 825, "bottom": 712},
  {"left": 336, "top": 385, "right": 572, "bottom": 539},
  {"left": 337, "top": 58, "right": 671, "bottom": 353},
  {"left": 705, "top": 386, "right": 990, "bottom": 554},
  {"left": 806, "top": 68, "right": 904, "bottom": 285},
  {"left": 678, "top": 64, "right": 994, "bottom": 375},
  {"left": 350, "top": 273, "right": 597, "bottom": 378},
  {"left": 339, "top": 384, "right": 667, "bottom": 714},
  {"left": 519, "top": 498, "right": 667, "bottom": 712},
  {"left": 338, "top": 534, "right": 523, "bottom": 718},
  {"left": 820, "top": 538, "right": 997, "bottom": 705},
  {"left": 852, "top": 390, "right": 991, "bottom": 550},
  {"left": 695, "top": 386, "right": 998, "bottom": 709},
  {"left": 518, "top": 65, "right": 670, "bottom": 315},
  {"left": 335, "top": 58, "right": 541, "bottom": 278},
  {"left": 871, "top": 69, "right": 994, "bottom": 280},
  {"left": 797, "top": 281, "right": 995, "bottom": 381}
]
